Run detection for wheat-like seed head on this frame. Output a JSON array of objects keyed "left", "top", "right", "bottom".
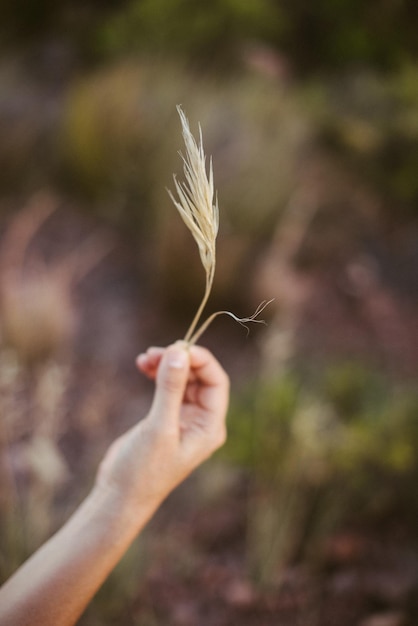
[
  {"left": 168, "top": 105, "right": 272, "bottom": 344},
  {"left": 168, "top": 106, "right": 219, "bottom": 281}
]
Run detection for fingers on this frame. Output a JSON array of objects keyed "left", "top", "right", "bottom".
[
  {"left": 136, "top": 343, "right": 229, "bottom": 425},
  {"left": 148, "top": 344, "right": 190, "bottom": 428},
  {"left": 136, "top": 347, "right": 165, "bottom": 379},
  {"left": 188, "top": 345, "right": 229, "bottom": 389},
  {"left": 137, "top": 345, "right": 228, "bottom": 392},
  {"left": 187, "top": 346, "right": 229, "bottom": 423}
]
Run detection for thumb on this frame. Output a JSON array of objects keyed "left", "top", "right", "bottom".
[{"left": 149, "top": 343, "right": 189, "bottom": 427}]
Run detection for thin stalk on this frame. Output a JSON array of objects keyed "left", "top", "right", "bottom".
[{"left": 184, "top": 268, "right": 214, "bottom": 343}]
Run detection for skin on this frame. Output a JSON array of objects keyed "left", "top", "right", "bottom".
[{"left": 0, "top": 342, "right": 229, "bottom": 626}]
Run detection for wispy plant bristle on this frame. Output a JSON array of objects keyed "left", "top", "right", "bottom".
[
  {"left": 167, "top": 106, "right": 218, "bottom": 342},
  {"left": 168, "top": 106, "right": 272, "bottom": 344},
  {"left": 168, "top": 107, "right": 219, "bottom": 270}
]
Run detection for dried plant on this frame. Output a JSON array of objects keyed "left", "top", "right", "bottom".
[
  {"left": 168, "top": 106, "right": 272, "bottom": 344},
  {"left": 0, "top": 194, "right": 112, "bottom": 365}
]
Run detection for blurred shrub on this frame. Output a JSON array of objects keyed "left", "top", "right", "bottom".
[
  {"left": 0, "top": 61, "right": 56, "bottom": 194},
  {"left": 0, "top": 346, "right": 119, "bottom": 583},
  {"left": 226, "top": 363, "right": 418, "bottom": 584},
  {"left": 99, "top": 0, "right": 418, "bottom": 74},
  {"left": 0, "top": 0, "right": 118, "bottom": 57},
  {"left": 99, "top": 0, "right": 282, "bottom": 69},
  {"left": 62, "top": 64, "right": 146, "bottom": 214},
  {"left": 318, "top": 66, "right": 418, "bottom": 215},
  {"left": 277, "top": 0, "right": 418, "bottom": 73},
  {"left": 0, "top": 350, "right": 71, "bottom": 578},
  {"left": 0, "top": 0, "right": 60, "bottom": 45},
  {"left": 1, "top": 0, "right": 418, "bottom": 76},
  {"left": 0, "top": 195, "right": 111, "bottom": 365}
]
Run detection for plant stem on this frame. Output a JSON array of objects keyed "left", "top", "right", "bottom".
[
  {"left": 187, "top": 309, "right": 219, "bottom": 345},
  {"left": 184, "top": 270, "right": 214, "bottom": 343}
]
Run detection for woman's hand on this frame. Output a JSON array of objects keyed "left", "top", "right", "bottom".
[
  {"left": 0, "top": 343, "right": 229, "bottom": 626},
  {"left": 96, "top": 342, "right": 229, "bottom": 518}
]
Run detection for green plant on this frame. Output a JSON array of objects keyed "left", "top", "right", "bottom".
[
  {"left": 99, "top": 0, "right": 281, "bottom": 68},
  {"left": 225, "top": 362, "right": 418, "bottom": 585}
]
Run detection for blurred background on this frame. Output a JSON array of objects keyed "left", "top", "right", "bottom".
[{"left": 0, "top": 1, "right": 417, "bottom": 624}]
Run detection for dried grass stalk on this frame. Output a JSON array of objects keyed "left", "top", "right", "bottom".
[{"left": 168, "top": 106, "right": 272, "bottom": 344}]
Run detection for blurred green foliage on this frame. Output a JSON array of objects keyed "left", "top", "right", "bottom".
[
  {"left": 99, "top": 0, "right": 418, "bottom": 73},
  {"left": 230, "top": 361, "right": 418, "bottom": 494},
  {"left": 1, "top": 0, "right": 418, "bottom": 74},
  {"left": 226, "top": 363, "right": 418, "bottom": 582},
  {"left": 0, "top": 0, "right": 119, "bottom": 55},
  {"left": 99, "top": 0, "right": 282, "bottom": 67},
  {"left": 277, "top": 0, "right": 418, "bottom": 73},
  {"left": 63, "top": 65, "right": 144, "bottom": 196},
  {"left": 319, "top": 67, "right": 418, "bottom": 214}
]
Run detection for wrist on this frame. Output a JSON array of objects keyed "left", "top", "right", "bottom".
[{"left": 88, "top": 482, "right": 159, "bottom": 541}]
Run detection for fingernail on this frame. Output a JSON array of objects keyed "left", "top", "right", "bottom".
[
  {"left": 167, "top": 347, "right": 188, "bottom": 369},
  {"left": 136, "top": 354, "right": 147, "bottom": 366}
]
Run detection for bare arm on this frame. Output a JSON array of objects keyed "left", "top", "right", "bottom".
[{"left": 0, "top": 343, "right": 229, "bottom": 626}]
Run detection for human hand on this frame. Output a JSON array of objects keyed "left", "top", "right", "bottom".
[
  {"left": 0, "top": 345, "right": 228, "bottom": 626},
  {"left": 95, "top": 343, "right": 229, "bottom": 522}
]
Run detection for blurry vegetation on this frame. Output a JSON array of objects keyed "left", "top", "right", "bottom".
[
  {"left": 99, "top": 0, "right": 282, "bottom": 68},
  {"left": 0, "top": 345, "right": 119, "bottom": 583},
  {"left": 0, "top": 0, "right": 118, "bottom": 57},
  {"left": 319, "top": 66, "right": 418, "bottom": 215},
  {"left": 62, "top": 64, "right": 145, "bottom": 206},
  {"left": 1, "top": 0, "right": 418, "bottom": 74},
  {"left": 276, "top": 0, "right": 418, "bottom": 73},
  {"left": 226, "top": 363, "right": 418, "bottom": 585},
  {"left": 98, "top": 0, "right": 418, "bottom": 73},
  {"left": 0, "top": 350, "right": 69, "bottom": 577}
]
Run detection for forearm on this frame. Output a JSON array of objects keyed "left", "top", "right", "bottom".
[
  {"left": 0, "top": 486, "right": 156, "bottom": 626},
  {"left": 0, "top": 343, "right": 229, "bottom": 625}
]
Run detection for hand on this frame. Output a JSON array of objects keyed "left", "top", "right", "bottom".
[
  {"left": 96, "top": 343, "right": 229, "bottom": 519},
  {"left": 0, "top": 344, "right": 228, "bottom": 626}
]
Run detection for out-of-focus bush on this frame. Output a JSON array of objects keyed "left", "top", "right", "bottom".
[
  {"left": 99, "top": 0, "right": 283, "bottom": 70},
  {"left": 318, "top": 66, "right": 418, "bottom": 215},
  {"left": 0, "top": 345, "right": 119, "bottom": 582},
  {"left": 226, "top": 364, "right": 418, "bottom": 585},
  {"left": 63, "top": 64, "right": 143, "bottom": 195},
  {"left": 277, "top": 0, "right": 418, "bottom": 73},
  {"left": 2, "top": 0, "right": 418, "bottom": 77},
  {"left": 0, "top": 350, "right": 69, "bottom": 577},
  {"left": 0, "top": 195, "right": 111, "bottom": 366},
  {"left": 0, "top": 61, "right": 57, "bottom": 194},
  {"left": 99, "top": 0, "right": 418, "bottom": 74},
  {"left": 0, "top": 0, "right": 117, "bottom": 58}
]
